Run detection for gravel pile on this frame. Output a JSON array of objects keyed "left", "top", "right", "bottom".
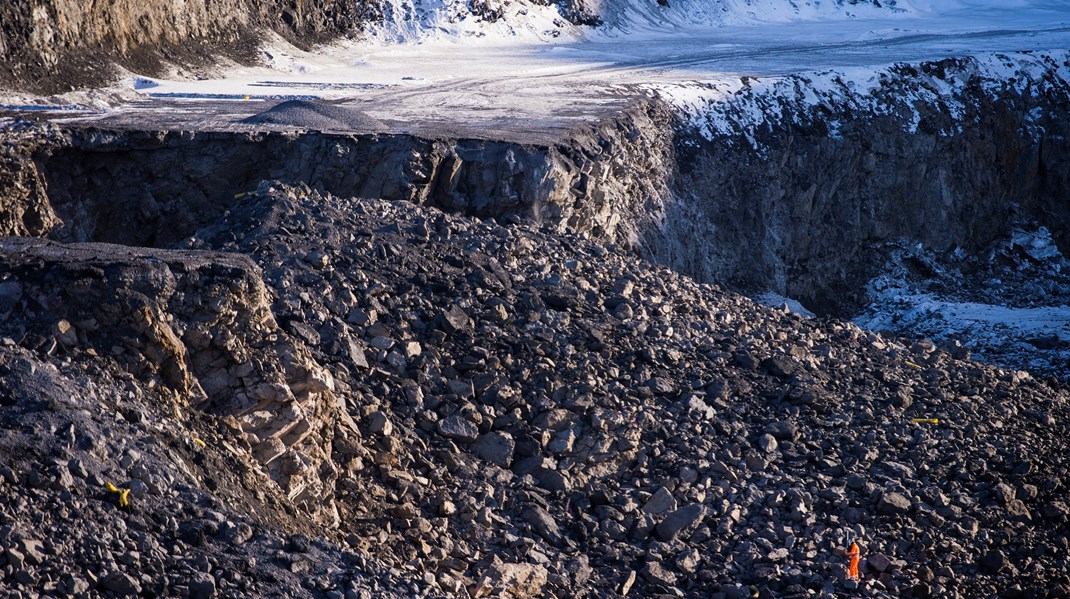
[
  {"left": 0, "top": 181, "right": 1068, "bottom": 598},
  {"left": 242, "top": 100, "right": 387, "bottom": 132}
]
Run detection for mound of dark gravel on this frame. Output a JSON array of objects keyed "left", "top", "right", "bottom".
[{"left": 242, "top": 100, "right": 386, "bottom": 132}]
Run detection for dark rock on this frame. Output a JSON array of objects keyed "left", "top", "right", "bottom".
[
  {"left": 643, "top": 486, "right": 678, "bottom": 515},
  {"left": 644, "top": 560, "right": 677, "bottom": 586},
  {"left": 438, "top": 415, "right": 479, "bottom": 442},
  {"left": 867, "top": 553, "right": 892, "bottom": 573},
  {"left": 190, "top": 573, "right": 217, "bottom": 599},
  {"left": 472, "top": 431, "right": 515, "bottom": 467},
  {"left": 761, "top": 356, "right": 795, "bottom": 378},
  {"left": 440, "top": 305, "right": 472, "bottom": 334},
  {"left": 523, "top": 506, "right": 562, "bottom": 544},
  {"left": 980, "top": 549, "right": 1009, "bottom": 573},
  {"left": 655, "top": 504, "right": 705, "bottom": 541},
  {"left": 993, "top": 482, "right": 1016, "bottom": 505},
  {"left": 877, "top": 492, "right": 912, "bottom": 516},
  {"left": 757, "top": 433, "right": 778, "bottom": 453},
  {"left": 100, "top": 571, "right": 141, "bottom": 596}
]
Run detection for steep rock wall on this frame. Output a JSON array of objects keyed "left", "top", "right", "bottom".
[
  {"left": 0, "top": 0, "right": 380, "bottom": 92},
  {"left": 655, "top": 53, "right": 1070, "bottom": 314},
  {"left": 0, "top": 100, "right": 674, "bottom": 249},
  {"left": 2, "top": 53, "right": 1068, "bottom": 319}
]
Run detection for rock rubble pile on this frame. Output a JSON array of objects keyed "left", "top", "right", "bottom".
[{"left": 0, "top": 181, "right": 1068, "bottom": 597}]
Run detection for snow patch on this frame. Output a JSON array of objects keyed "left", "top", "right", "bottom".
[
  {"left": 854, "top": 228, "right": 1070, "bottom": 380},
  {"left": 755, "top": 291, "right": 816, "bottom": 318}
]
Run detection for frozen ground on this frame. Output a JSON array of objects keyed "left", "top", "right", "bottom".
[{"left": 855, "top": 229, "right": 1070, "bottom": 381}]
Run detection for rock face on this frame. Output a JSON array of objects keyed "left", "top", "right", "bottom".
[
  {"left": 0, "top": 0, "right": 377, "bottom": 92},
  {"left": 660, "top": 53, "right": 1070, "bottom": 314},
  {"left": 0, "top": 100, "right": 673, "bottom": 252},
  {"left": 0, "top": 237, "right": 340, "bottom": 525},
  {"left": 4, "top": 54, "right": 1069, "bottom": 322}
]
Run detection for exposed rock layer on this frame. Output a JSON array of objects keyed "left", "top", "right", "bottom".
[
  {"left": 0, "top": 100, "right": 673, "bottom": 251},
  {"left": 0, "top": 0, "right": 600, "bottom": 92},
  {"left": 5, "top": 53, "right": 1070, "bottom": 318},
  {"left": 660, "top": 54, "right": 1070, "bottom": 314},
  {"left": 0, "top": 237, "right": 340, "bottom": 525}
]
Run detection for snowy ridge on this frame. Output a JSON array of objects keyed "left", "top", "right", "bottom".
[
  {"left": 355, "top": 0, "right": 916, "bottom": 45},
  {"left": 359, "top": 0, "right": 577, "bottom": 44},
  {"left": 649, "top": 50, "right": 1070, "bottom": 149},
  {"left": 589, "top": 0, "right": 917, "bottom": 37}
]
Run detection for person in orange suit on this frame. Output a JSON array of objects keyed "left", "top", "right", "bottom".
[{"left": 847, "top": 542, "right": 861, "bottom": 580}]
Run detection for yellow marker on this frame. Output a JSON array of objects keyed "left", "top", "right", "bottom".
[
  {"left": 244, "top": 95, "right": 251, "bottom": 101},
  {"left": 193, "top": 438, "right": 207, "bottom": 449},
  {"left": 105, "top": 482, "right": 132, "bottom": 508},
  {"left": 911, "top": 418, "right": 939, "bottom": 425},
  {"left": 904, "top": 361, "right": 923, "bottom": 370}
]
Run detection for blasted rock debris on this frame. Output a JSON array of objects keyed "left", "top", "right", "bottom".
[{"left": 0, "top": 181, "right": 1068, "bottom": 597}]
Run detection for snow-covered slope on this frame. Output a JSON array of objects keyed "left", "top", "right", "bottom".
[
  {"left": 855, "top": 228, "right": 1070, "bottom": 380},
  {"left": 357, "top": 0, "right": 918, "bottom": 44},
  {"left": 359, "top": 0, "right": 582, "bottom": 44},
  {"left": 589, "top": 0, "right": 917, "bottom": 36},
  {"left": 650, "top": 51, "right": 1070, "bottom": 150}
]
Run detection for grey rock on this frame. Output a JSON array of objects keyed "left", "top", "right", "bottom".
[
  {"left": 347, "top": 338, "right": 370, "bottom": 369},
  {"left": 643, "top": 486, "right": 678, "bottom": 515},
  {"left": 877, "top": 492, "right": 912, "bottom": 516},
  {"left": 654, "top": 503, "right": 705, "bottom": 541},
  {"left": 547, "top": 428, "right": 576, "bottom": 454},
  {"left": 5, "top": 548, "right": 25, "bottom": 570},
  {"left": 867, "top": 553, "right": 892, "bottom": 573},
  {"left": 643, "top": 560, "right": 677, "bottom": 586},
  {"left": 223, "top": 523, "right": 254, "bottom": 545},
  {"left": 757, "top": 433, "right": 778, "bottom": 453},
  {"left": 646, "top": 377, "right": 675, "bottom": 395},
  {"left": 18, "top": 539, "right": 44, "bottom": 565},
  {"left": 347, "top": 307, "right": 376, "bottom": 326},
  {"left": 440, "top": 305, "right": 472, "bottom": 334},
  {"left": 190, "top": 573, "right": 217, "bottom": 599},
  {"left": 675, "top": 548, "right": 701, "bottom": 573},
  {"left": 62, "top": 574, "right": 90, "bottom": 595},
  {"left": 472, "top": 431, "right": 515, "bottom": 467},
  {"left": 523, "top": 506, "right": 562, "bottom": 544},
  {"left": 438, "top": 415, "right": 478, "bottom": 442},
  {"left": 100, "top": 571, "right": 141, "bottom": 596},
  {"left": 993, "top": 482, "right": 1016, "bottom": 505},
  {"left": 533, "top": 467, "right": 570, "bottom": 493},
  {"left": 367, "top": 410, "right": 393, "bottom": 436}
]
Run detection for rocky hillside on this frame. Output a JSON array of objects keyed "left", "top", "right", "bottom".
[{"left": 1, "top": 181, "right": 1068, "bottom": 597}]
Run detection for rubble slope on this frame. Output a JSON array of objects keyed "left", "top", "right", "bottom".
[{"left": 2, "top": 182, "right": 1068, "bottom": 598}]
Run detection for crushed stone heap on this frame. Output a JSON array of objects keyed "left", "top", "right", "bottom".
[{"left": 0, "top": 181, "right": 1068, "bottom": 598}]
